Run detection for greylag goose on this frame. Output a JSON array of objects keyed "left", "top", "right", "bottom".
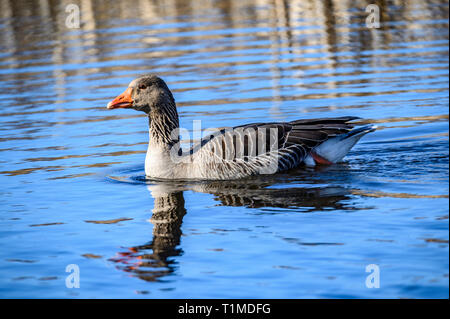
[{"left": 107, "top": 75, "right": 376, "bottom": 180}]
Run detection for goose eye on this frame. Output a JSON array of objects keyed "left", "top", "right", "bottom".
[{"left": 138, "top": 85, "right": 146, "bottom": 90}]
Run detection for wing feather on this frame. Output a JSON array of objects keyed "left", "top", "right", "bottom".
[{"left": 189, "top": 117, "right": 358, "bottom": 176}]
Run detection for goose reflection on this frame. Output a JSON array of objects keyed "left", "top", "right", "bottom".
[
  {"left": 109, "top": 184, "right": 186, "bottom": 282},
  {"left": 191, "top": 180, "right": 351, "bottom": 210},
  {"left": 109, "top": 174, "right": 354, "bottom": 282}
]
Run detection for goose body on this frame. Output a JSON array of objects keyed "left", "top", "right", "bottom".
[{"left": 107, "top": 75, "right": 376, "bottom": 180}]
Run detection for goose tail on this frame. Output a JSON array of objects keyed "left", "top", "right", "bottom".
[{"left": 305, "top": 124, "right": 377, "bottom": 166}]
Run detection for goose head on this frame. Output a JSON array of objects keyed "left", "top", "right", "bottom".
[
  {"left": 107, "top": 74, "right": 176, "bottom": 115},
  {"left": 107, "top": 74, "right": 180, "bottom": 144}
]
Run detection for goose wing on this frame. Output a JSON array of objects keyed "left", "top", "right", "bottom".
[{"left": 188, "top": 116, "right": 359, "bottom": 177}]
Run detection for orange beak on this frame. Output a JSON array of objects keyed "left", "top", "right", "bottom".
[{"left": 107, "top": 87, "right": 134, "bottom": 109}]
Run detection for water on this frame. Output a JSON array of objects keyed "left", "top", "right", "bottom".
[{"left": 0, "top": 0, "right": 448, "bottom": 299}]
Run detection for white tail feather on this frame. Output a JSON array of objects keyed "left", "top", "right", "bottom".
[{"left": 307, "top": 125, "right": 376, "bottom": 165}]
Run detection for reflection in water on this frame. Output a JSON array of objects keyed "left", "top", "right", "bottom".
[
  {"left": 1, "top": 0, "right": 448, "bottom": 112},
  {"left": 110, "top": 185, "right": 186, "bottom": 282},
  {"left": 110, "top": 177, "right": 355, "bottom": 281},
  {"left": 192, "top": 180, "right": 353, "bottom": 210}
]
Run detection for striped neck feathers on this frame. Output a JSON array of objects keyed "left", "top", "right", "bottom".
[{"left": 148, "top": 98, "right": 180, "bottom": 147}]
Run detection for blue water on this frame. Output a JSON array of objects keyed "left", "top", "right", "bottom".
[{"left": 0, "top": 0, "right": 448, "bottom": 298}]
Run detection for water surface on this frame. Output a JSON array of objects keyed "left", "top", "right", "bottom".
[{"left": 0, "top": 0, "right": 448, "bottom": 298}]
